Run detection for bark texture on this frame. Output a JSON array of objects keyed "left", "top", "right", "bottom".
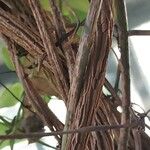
[{"left": 0, "top": 0, "right": 150, "bottom": 150}]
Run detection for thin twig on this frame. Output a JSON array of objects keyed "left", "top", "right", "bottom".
[
  {"left": 38, "top": 140, "right": 58, "bottom": 149},
  {"left": 146, "top": 109, "right": 150, "bottom": 115},
  {"left": 0, "top": 124, "right": 136, "bottom": 140},
  {"left": 145, "top": 124, "right": 150, "bottom": 131},
  {"left": 0, "top": 80, "right": 35, "bottom": 114},
  {"left": 0, "top": 71, "right": 16, "bottom": 74},
  {"left": 131, "top": 103, "right": 145, "bottom": 114},
  {"left": 48, "top": 0, "right": 66, "bottom": 38},
  {"left": 128, "top": 30, "right": 150, "bottom": 36},
  {"left": 104, "top": 78, "right": 121, "bottom": 105},
  {"left": 113, "top": 0, "right": 131, "bottom": 150}
]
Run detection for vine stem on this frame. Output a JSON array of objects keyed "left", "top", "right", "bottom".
[
  {"left": 0, "top": 124, "right": 135, "bottom": 140},
  {"left": 113, "top": 0, "right": 131, "bottom": 150}
]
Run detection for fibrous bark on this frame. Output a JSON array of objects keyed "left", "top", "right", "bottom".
[
  {"left": 63, "top": 0, "right": 114, "bottom": 149},
  {"left": 0, "top": 0, "right": 150, "bottom": 150}
]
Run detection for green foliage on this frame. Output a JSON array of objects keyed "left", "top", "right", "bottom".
[
  {"left": 39, "top": 0, "right": 51, "bottom": 11},
  {"left": 63, "top": 0, "right": 89, "bottom": 21},
  {"left": 42, "top": 95, "right": 51, "bottom": 103},
  {"left": 39, "top": 0, "right": 89, "bottom": 22},
  {"left": 0, "top": 118, "right": 21, "bottom": 149},
  {"left": 0, "top": 104, "right": 24, "bottom": 149},
  {"left": 66, "top": 0, "right": 89, "bottom": 13},
  {"left": 0, "top": 122, "right": 10, "bottom": 149},
  {"left": 1, "top": 47, "right": 15, "bottom": 70},
  {"left": 0, "top": 82, "right": 24, "bottom": 108},
  {"left": 0, "top": 122, "right": 9, "bottom": 134},
  {"left": 10, "top": 140, "right": 15, "bottom": 150},
  {"left": 0, "top": 139, "right": 9, "bottom": 149}
]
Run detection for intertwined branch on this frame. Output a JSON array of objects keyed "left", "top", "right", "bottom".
[{"left": 0, "top": 0, "right": 150, "bottom": 150}]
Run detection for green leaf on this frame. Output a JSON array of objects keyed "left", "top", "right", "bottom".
[
  {"left": 0, "top": 116, "right": 11, "bottom": 127},
  {"left": 40, "top": 0, "right": 50, "bottom": 11},
  {"left": 0, "top": 40, "right": 5, "bottom": 52},
  {"left": 0, "top": 139, "right": 23, "bottom": 150},
  {"left": 0, "top": 122, "right": 10, "bottom": 149},
  {"left": 0, "top": 115, "right": 24, "bottom": 149},
  {"left": 1, "top": 47, "right": 15, "bottom": 70},
  {"left": 10, "top": 139, "right": 15, "bottom": 150},
  {"left": 0, "top": 122, "right": 9, "bottom": 134},
  {"left": 0, "top": 140, "right": 9, "bottom": 149},
  {"left": 66, "top": 0, "right": 89, "bottom": 13},
  {"left": 42, "top": 95, "right": 51, "bottom": 103},
  {"left": 63, "top": 0, "right": 89, "bottom": 21},
  {"left": 39, "top": 0, "right": 88, "bottom": 22},
  {"left": 0, "top": 82, "right": 24, "bottom": 108}
]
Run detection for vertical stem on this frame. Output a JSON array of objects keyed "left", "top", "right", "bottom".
[
  {"left": 61, "top": 0, "right": 103, "bottom": 149},
  {"left": 113, "top": 0, "right": 131, "bottom": 150}
]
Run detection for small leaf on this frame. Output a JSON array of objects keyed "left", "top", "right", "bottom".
[
  {"left": 0, "top": 82, "right": 24, "bottom": 108},
  {"left": 1, "top": 47, "right": 15, "bottom": 70}
]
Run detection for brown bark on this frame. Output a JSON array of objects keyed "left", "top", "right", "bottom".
[{"left": 63, "top": 0, "right": 114, "bottom": 149}]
